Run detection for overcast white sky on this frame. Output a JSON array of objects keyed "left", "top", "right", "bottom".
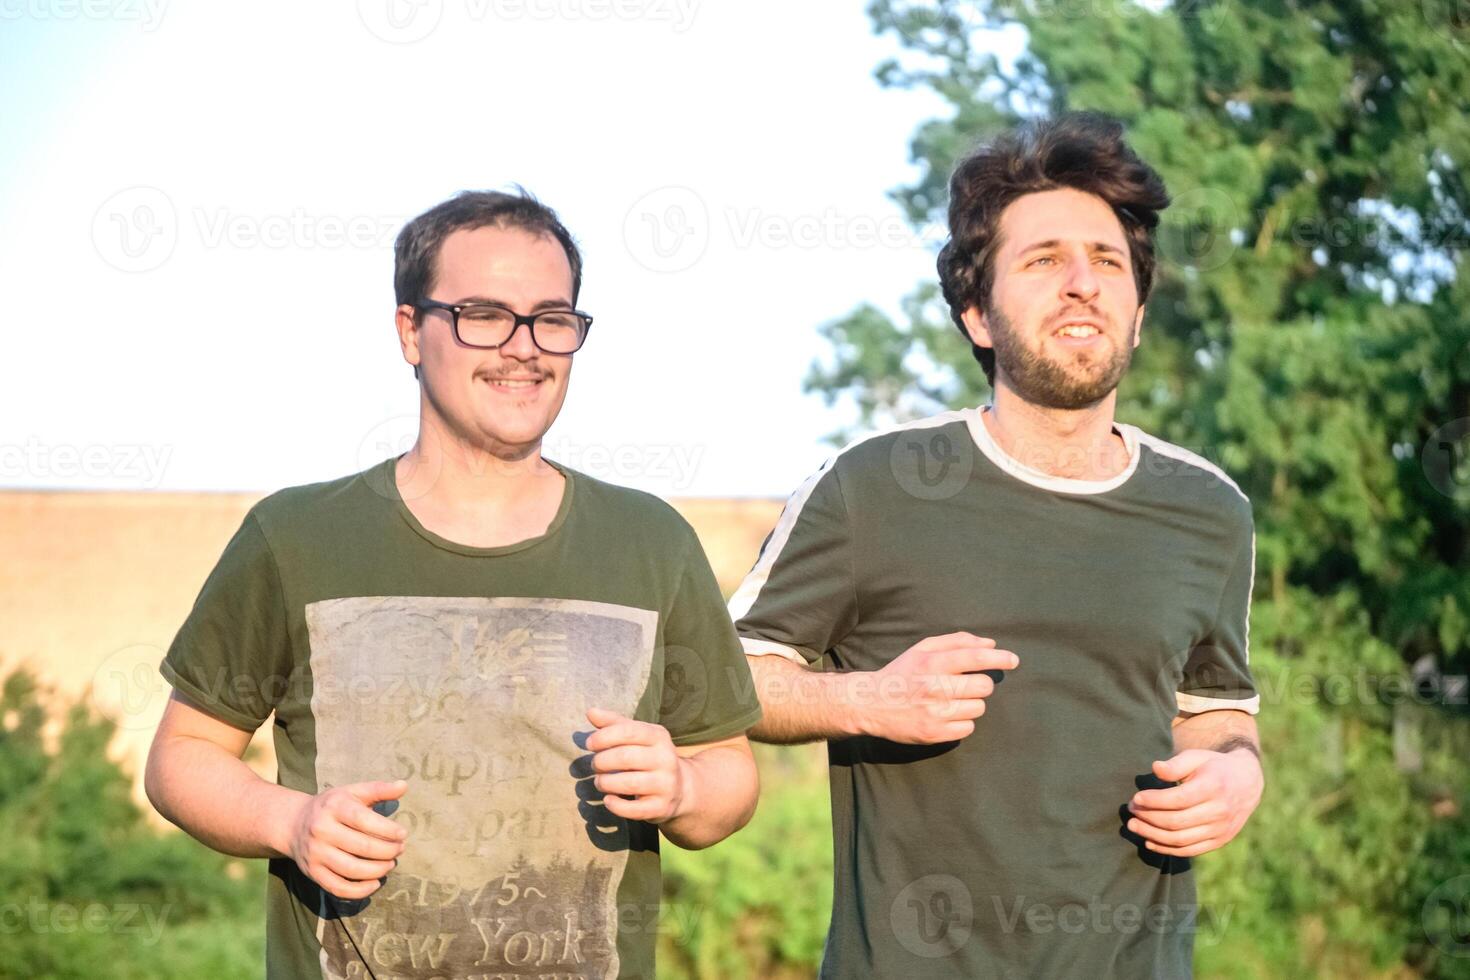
[{"left": 0, "top": 1, "right": 1024, "bottom": 497}]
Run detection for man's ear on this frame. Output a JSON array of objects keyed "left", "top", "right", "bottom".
[
  {"left": 1131, "top": 303, "right": 1145, "bottom": 349},
  {"left": 395, "top": 304, "right": 423, "bottom": 377},
  {"left": 959, "top": 305, "right": 993, "bottom": 351}
]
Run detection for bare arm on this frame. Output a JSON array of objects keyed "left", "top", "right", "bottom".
[
  {"left": 146, "top": 691, "right": 409, "bottom": 899},
  {"left": 663, "top": 735, "right": 759, "bottom": 850},
  {"left": 144, "top": 691, "right": 304, "bottom": 858},
  {"left": 744, "top": 654, "right": 866, "bottom": 744},
  {"left": 743, "top": 632, "right": 1020, "bottom": 746},
  {"left": 1171, "top": 707, "right": 1261, "bottom": 758},
  {"left": 1127, "top": 709, "right": 1264, "bottom": 857}
]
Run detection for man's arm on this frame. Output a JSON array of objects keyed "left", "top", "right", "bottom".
[
  {"left": 743, "top": 632, "right": 1019, "bottom": 746},
  {"left": 1126, "top": 709, "right": 1264, "bottom": 857},
  {"left": 1172, "top": 706, "right": 1261, "bottom": 757},
  {"left": 146, "top": 691, "right": 408, "bottom": 899},
  {"left": 145, "top": 691, "right": 300, "bottom": 858},
  {"left": 585, "top": 708, "right": 757, "bottom": 850}
]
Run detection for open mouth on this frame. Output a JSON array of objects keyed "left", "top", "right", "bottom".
[
  {"left": 480, "top": 375, "right": 547, "bottom": 393},
  {"left": 1053, "top": 320, "right": 1103, "bottom": 344}
]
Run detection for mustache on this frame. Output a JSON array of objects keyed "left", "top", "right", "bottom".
[
  {"left": 476, "top": 369, "right": 552, "bottom": 381},
  {"left": 1049, "top": 306, "right": 1107, "bottom": 327}
]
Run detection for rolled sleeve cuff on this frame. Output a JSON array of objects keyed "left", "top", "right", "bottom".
[
  {"left": 739, "top": 637, "right": 808, "bottom": 665},
  {"left": 1177, "top": 691, "right": 1261, "bottom": 715}
]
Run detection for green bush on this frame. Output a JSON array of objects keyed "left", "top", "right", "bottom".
[
  {"left": 0, "top": 669, "right": 263, "bottom": 980},
  {"left": 658, "top": 744, "right": 833, "bottom": 979}
]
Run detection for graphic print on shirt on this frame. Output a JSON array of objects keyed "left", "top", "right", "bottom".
[{"left": 304, "top": 595, "right": 659, "bottom": 979}]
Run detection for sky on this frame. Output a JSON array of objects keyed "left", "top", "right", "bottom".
[{"left": 0, "top": 0, "right": 1027, "bottom": 498}]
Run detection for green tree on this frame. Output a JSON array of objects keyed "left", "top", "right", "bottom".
[{"left": 804, "top": 2, "right": 1470, "bottom": 976}]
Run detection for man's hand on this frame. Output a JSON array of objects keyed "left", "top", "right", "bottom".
[
  {"left": 863, "top": 632, "right": 1019, "bottom": 744},
  {"left": 285, "top": 779, "right": 409, "bottom": 900},
  {"left": 1127, "top": 748, "right": 1264, "bottom": 857},
  {"left": 585, "top": 708, "right": 690, "bottom": 824}
]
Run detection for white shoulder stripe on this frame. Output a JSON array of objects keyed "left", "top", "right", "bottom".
[
  {"left": 727, "top": 409, "right": 973, "bottom": 624},
  {"left": 1139, "top": 429, "right": 1258, "bottom": 670},
  {"left": 1133, "top": 430, "right": 1249, "bottom": 505}
]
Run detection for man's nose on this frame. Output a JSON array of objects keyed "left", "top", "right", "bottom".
[
  {"left": 498, "top": 319, "right": 541, "bottom": 360},
  {"left": 1062, "top": 253, "right": 1101, "bottom": 302}
]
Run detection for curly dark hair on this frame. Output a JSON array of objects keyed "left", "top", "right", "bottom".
[{"left": 937, "top": 111, "right": 1171, "bottom": 385}]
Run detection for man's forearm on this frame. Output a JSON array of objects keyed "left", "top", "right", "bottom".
[
  {"left": 744, "top": 654, "right": 865, "bottom": 744},
  {"left": 1171, "top": 709, "right": 1261, "bottom": 759},
  {"left": 660, "top": 743, "right": 759, "bottom": 850},
  {"left": 145, "top": 734, "right": 305, "bottom": 859}
]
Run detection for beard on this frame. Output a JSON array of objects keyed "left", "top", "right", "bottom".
[{"left": 984, "top": 302, "right": 1136, "bottom": 410}]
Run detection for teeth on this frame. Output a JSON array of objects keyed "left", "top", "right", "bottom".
[
  {"left": 1057, "top": 325, "right": 1099, "bottom": 337},
  {"left": 487, "top": 378, "right": 540, "bottom": 388}
]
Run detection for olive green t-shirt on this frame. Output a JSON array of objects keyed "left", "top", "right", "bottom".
[
  {"left": 160, "top": 455, "right": 762, "bottom": 980},
  {"left": 731, "top": 406, "right": 1258, "bottom": 980}
]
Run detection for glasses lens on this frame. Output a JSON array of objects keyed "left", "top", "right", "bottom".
[
  {"left": 532, "top": 312, "right": 588, "bottom": 353},
  {"left": 455, "top": 306, "right": 517, "bottom": 347}
]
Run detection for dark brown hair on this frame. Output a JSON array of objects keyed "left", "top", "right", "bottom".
[
  {"left": 394, "top": 188, "right": 582, "bottom": 379},
  {"left": 937, "top": 111, "right": 1171, "bottom": 384}
]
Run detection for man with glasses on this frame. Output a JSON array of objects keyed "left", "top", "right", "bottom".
[
  {"left": 145, "top": 189, "right": 762, "bottom": 980},
  {"left": 732, "top": 112, "right": 1263, "bottom": 978}
]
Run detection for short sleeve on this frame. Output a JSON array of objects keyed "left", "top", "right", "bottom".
[
  {"left": 728, "top": 464, "right": 858, "bottom": 666},
  {"left": 159, "top": 510, "right": 294, "bottom": 732},
  {"left": 658, "top": 526, "right": 763, "bottom": 746},
  {"left": 1178, "top": 513, "right": 1260, "bottom": 715}
]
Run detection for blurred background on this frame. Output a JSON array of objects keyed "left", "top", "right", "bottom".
[{"left": 2, "top": 0, "right": 1469, "bottom": 976}]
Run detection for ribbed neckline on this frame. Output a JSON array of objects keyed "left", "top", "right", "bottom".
[
  {"left": 965, "top": 405, "right": 1141, "bottom": 495},
  {"left": 376, "top": 453, "right": 575, "bottom": 557}
]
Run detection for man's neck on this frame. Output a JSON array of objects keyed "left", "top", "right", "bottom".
[
  {"left": 982, "top": 383, "right": 1129, "bottom": 481},
  {"left": 394, "top": 421, "right": 566, "bottom": 548}
]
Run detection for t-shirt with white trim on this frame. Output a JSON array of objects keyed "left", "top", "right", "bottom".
[{"left": 731, "top": 406, "right": 1256, "bottom": 980}]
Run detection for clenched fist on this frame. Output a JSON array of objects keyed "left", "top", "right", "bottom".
[
  {"left": 861, "top": 632, "right": 1019, "bottom": 744},
  {"left": 584, "top": 708, "right": 690, "bottom": 824},
  {"left": 285, "top": 779, "right": 408, "bottom": 900}
]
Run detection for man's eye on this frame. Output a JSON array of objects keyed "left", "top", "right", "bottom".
[
  {"left": 1098, "top": 258, "right": 1121, "bottom": 267},
  {"left": 1029, "top": 256, "right": 1054, "bottom": 267}
]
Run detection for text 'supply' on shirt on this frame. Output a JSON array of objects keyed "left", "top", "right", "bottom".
[{"left": 161, "top": 455, "right": 762, "bottom": 980}]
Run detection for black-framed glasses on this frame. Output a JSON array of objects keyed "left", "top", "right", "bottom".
[{"left": 415, "top": 299, "right": 594, "bottom": 354}]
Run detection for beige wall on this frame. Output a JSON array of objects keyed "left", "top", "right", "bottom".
[{"left": 0, "top": 490, "right": 781, "bottom": 811}]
